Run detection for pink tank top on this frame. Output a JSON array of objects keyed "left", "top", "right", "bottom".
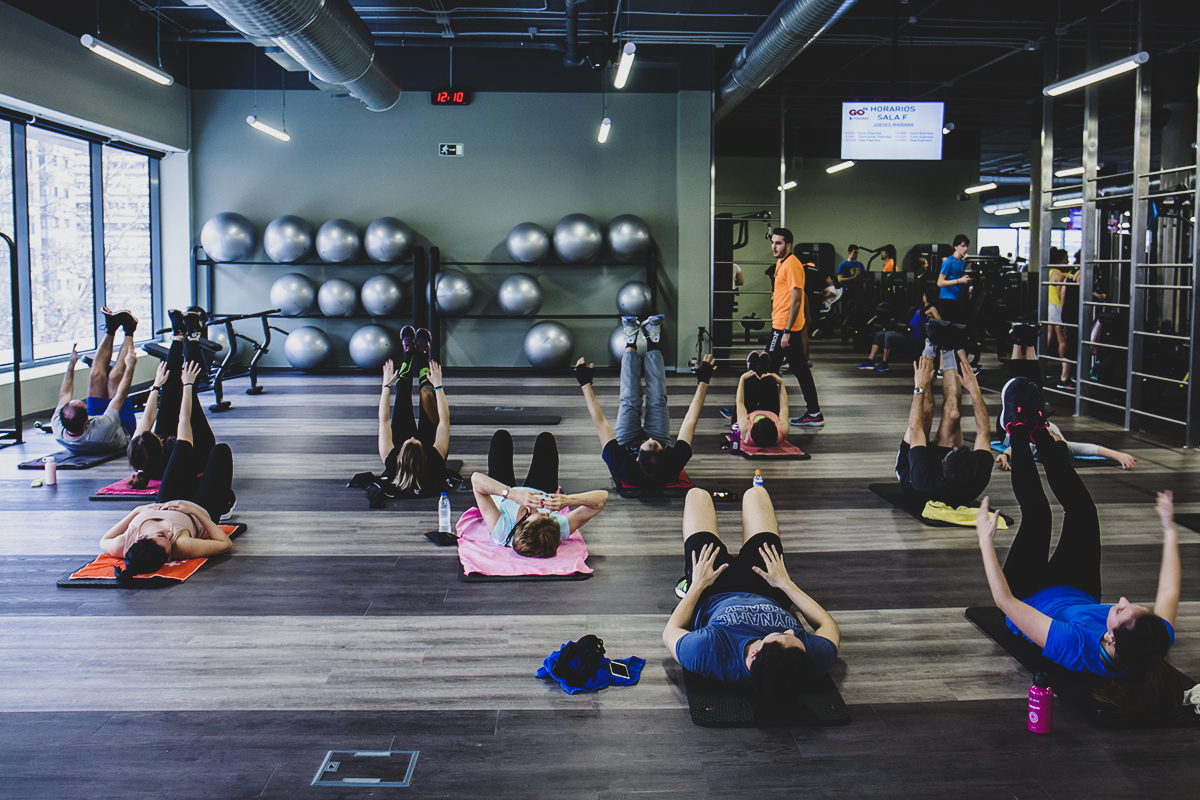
[
  {"left": 125, "top": 508, "right": 200, "bottom": 555},
  {"left": 741, "top": 410, "right": 783, "bottom": 446}
]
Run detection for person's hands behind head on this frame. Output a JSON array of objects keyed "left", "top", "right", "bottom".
[
  {"left": 574, "top": 358, "right": 594, "bottom": 387},
  {"left": 689, "top": 543, "right": 728, "bottom": 593},
  {"left": 914, "top": 355, "right": 936, "bottom": 387},
  {"left": 427, "top": 361, "right": 443, "bottom": 388},
  {"left": 153, "top": 362, "right": 169, "bottom": 389},
  {"left": 381, "top": 359, "right": 397, "bottom": 387},
  {"left": 694, "top": 354, "right": 716, "bottom": 384},
  {"left": 1156, "top": 490, "right": 1175, "bottom": 528},
  {"left": 976, "top": 497, "right": 999, "bottom": 545},
  {"left": 180, "top": 361, "right": 202, "bottom": 386},
  {"left": 507, "top": 487, "right": 547, "bottom": 509},
  {"left": 751, "top": 543, "right": 793, "bottom": 590}
]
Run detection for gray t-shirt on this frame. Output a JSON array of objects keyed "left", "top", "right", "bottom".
[{"left": 52, "top": 403, "right": 130, "bottom": 455}]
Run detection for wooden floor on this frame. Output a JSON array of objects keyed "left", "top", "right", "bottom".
[{"left": 2, "top": 340, "right": 1199, "bottom": 799}]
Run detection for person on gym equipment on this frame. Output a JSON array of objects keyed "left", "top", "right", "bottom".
[{"left": 52, "top": 309, "right": 139, "bottom": 456}]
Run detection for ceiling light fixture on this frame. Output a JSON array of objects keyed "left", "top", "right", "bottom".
[
  {"left": 826, "top": 160, "right": 855, "bottom": 174},
  {"left": 993, "top": 208, "right": 1020, "bottom": 216},
  {"left": 964, "top": 182, "right": 997, "bottom": 195},
  {"left": 248, "top": 53, "right": 289, "bottom": 142},
  {"left": 597, "top": 117, "right": 611, "bottom": 144},
  {"left": 1053, "top": 198, "right": 1084, "bottom": 208},
  {"left": 1054, "top": 166, "right": 1085, "bottom": 177},
  {"left": 1061, "top": 216, "right": 1070, "bottom": 223},
  {"left": 942, "top": 123, "right": 955, "bottom": 135},
  {"left": 1043, "top": 51, "right": 1149, "bottom": 96},
  {"left": 246, "top": 116, "right": 290, "bottom": 141},
  {"left": 777, "top": 180, "right": 798, "bottom": 191},
  {"left": 614, "top": 43, "right": 636, "bottom": 89},
  {"left": 80, "top": 34, "right": 173, "bottom": 85},
  {"left": 1009, "top": 221, "right": 1031, "bottom": 229}
]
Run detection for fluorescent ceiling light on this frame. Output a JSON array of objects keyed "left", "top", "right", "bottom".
[
  {"left": 993, "top": 208, "right": 1020, "bottom": 216},
  {"left": 1061, "top": 216, "right": 1071, "bottom": 223},
  {"left": 964, "top": 182, "right": 997, "bottom": 195},
  {"left": 597, "top": 117, "right": 611, "bottom": 144},
  {"left": 826, "top": 160, "right": 854, "bottom": 174},
  {"left": 942, "top": 123, "right": 955, "bottom": 135},
  {"left": 1053, "top": 198, "right": 1084, "bottom": 208},
  {"left": 80, "top": 34, "right": 173, "bottom": 85},
  {"left": 1009, "top": 221, "right": 1031, "bottom": 228},
  {"left": 777, "top": 180, "right": 797, "bottom": 191},
  {"left": 1044, "top": 51, "right": 1148, "bottom": 96},
  {"left": 246, "top": 115, "right": 290, "bottom": 142},
  {"left": 614, "top": 43, "right": 636, "bottom": 89},
  {"left": 1054, "top": 166, "right": 1085, "bottom": 177}
]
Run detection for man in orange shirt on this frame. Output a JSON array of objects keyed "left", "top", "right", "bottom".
[
  {"left": 881, "top": 244, "right": 897, "bottom": 273},
  {"left": 768, "top": 228, "right": 823, "bottom": 427}
]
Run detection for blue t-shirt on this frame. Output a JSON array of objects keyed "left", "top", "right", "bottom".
[
  {"left": 909, "top": 308, "right": 929, "bottom": 342},
  {"left": 1006, "top": 585, "right": 1176, "bottom": 676},
  {"left": 487, "top": 488, "right": 570, "bottom": 547},
  {"left": 676, "top": 592, "right": 838, "bottom": 684},
  {"left": 940, "top": 256, "right": 967, "bottom": 301},
  {"left": 836, "top": 260, "right": 861, "bottom": 281}
]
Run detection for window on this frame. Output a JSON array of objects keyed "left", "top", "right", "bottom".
[
  {"left": 103, "top": 147, "right": 152, "bottom": 328},
  {"left": 0, "top": 120, "right": 13, "bottom": 365}
]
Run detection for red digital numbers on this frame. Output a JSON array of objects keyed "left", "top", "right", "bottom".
[
  {"left": 453, "top": 92, "right": 464, "bottom": 103},
  {"left": 431, "top": 89, "right": 470, "bottom": 106},
  {"left": 438, "top": 92, "right": 450, "bottom": 102}
]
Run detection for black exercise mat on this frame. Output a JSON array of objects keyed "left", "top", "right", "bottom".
[
  {"left": 682, "top": 668, "right": 850, "bottom": 728},
  {"left": 19, "top": 450, "right": 122, "bottom": 470},
  {"left": 869, "top": 482, "right": 1013, "bottom": 527},
  {"left": 966, "top": 606, "right": 1200, "bottom": 729},
  {"left": 456, "top": 558, "right": 590, "bottom": 583},
  {"left": 451, "top": 409, "right": 561, "bottom": 426},
  {"left": 56, "top": 524, "right": 247, "bottom": 589}
]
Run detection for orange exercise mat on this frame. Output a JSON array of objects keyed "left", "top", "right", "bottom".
[{"left": 58, "top": 523, "right": 245, "bottom": 587}]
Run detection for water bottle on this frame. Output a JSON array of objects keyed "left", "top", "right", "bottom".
[
  {"left": 730, "top": 421, "right": 741, "bottom": 453},
  {"left": 752, "top": 469, "right": 764, "bottom": 488},
  {"left": 1027, "top": 673, "right": 1053, "bottom": 734},
  {"left": 43, "top": 456, "right": 57, "bottom": 486},
  {"left": 438, "top": 492, "right": 452, "bottom": 533}
]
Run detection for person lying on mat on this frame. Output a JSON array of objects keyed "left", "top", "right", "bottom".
[
  {"left": 52, "top": 308, "right": 139, "bottom": 456},
  {"left": 896, "top": 350, "right": 993, "bottom": 507},
  {"left": 469, "top": 429, "right": 608, "bottom": 558},
  {"left": 735, "top": 356, "right": 790, "bottom": 448},
  {"left": 377, "top": 327, "right": 450, "bottom": 497},
  {"left": 976, "top": 376, "right": 1182, "bottom": 718},
  {"left": 663, "top": 486, "right": 840, "bottom": 697},
  {"left": 99, "top": 362, "right": 236, "bottom": 583},
  {"left": 575, "top": 315, "right": 715, "bottom": 487},
  {"left": 994, "top": 421, "right": 1137, "bottom": 471},
  {"left": 127, "top": 310, "right": 218, "bottom": 488}
]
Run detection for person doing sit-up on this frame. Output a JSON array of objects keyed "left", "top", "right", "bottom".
[
  {"left": 575, "top": 314, "right": 715, "bottom": 487},
  {"left": 99, "top": 361, "right": 235, "bottom": 584},
  {"left": 469, "top": 429, "right": 608, "bottom": 558},
  {"left": 377, "top": 327, "right": 451, "bottom": 497},
  {"left": 52, "top": 308, "right": 139, "bottom": 456},
  {"left": 736, "top": 353, "right": 790, "bottom": 448},
  {"left": 663, "top": 486, "right": 840, "bottom": 697}
]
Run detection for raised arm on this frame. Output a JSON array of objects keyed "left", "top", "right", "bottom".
[
  {"left": 134, "top": 362, "right": 169, "bottom": 436},
  {"left": 675, "top": 354, "right": 715, "bottom": 446},
  {"left": 378, "top": 360, "right": 397, "bottom": 464},
  {"left": 776, "top": 375, "right": 790, "bottom": 439},
  {"left": 105, "top": 345, "right": 138, "bottom": 415},
  {"left": 752, "top": 544, "right": 840, "bottom": 650},
  {"left": 575, "top": 359, "right": 616, "bottom": 447},
  {"left": 906, "top": 356, "right": 935, "bottom": 448},
  {"left": 174, "top": 362, "right": 201, "bottom": 445},
  {"left": 976, "top": 497, "right": 1052, "bottom": 646},
  {"left": 428, "top": 361, "right": 450, "bottom": 459},
  {"left": 663, "top": 543, "right": 728, "bottom": 662},
  {"left": 955, "top": 350, "right": 991, "bottom": 452},
  {"left": 57, "top": 344, "right": 80, "bottom": 410},
  {"left": 1153, "top": 490, "right": 1181, "bottom": 627},
  {"left": 735, "top": 372, "right": 751, "bottom": 435}
]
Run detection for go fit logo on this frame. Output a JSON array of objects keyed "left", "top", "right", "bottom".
[{"left": 848, "top": 108, "right": 867, "bottom": 116}]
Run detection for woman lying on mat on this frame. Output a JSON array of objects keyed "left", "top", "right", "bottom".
[
  {"left": 470, "top": 429, "right": 608, "bottom": 558},
  {"left": 994, "top": 420, "right": 1137, "bottom": 471},
  {"left": 735, "top": 355, "right": 790, "bottom": 448},
  {"left": 100, "top": 361, "right": 236, "bottom": 582},
  {"left": 126, "top": 310, "right": 218, "bottom": 488},
  {"left": 377, "top": 327, "right": 451, "bottom": 498},
  {"left": 976, "top": 376, "right": 1182, "bottom": 717}
]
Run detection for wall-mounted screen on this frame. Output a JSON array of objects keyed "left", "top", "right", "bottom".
[{"left": 841, "top": 102, "right": 944, "bottom": 160}]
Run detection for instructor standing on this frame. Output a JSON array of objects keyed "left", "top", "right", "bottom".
[{"left": 767, "top": 228, "right": 824, "bottom": 427}]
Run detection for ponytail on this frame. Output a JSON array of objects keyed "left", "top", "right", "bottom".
[{"left": 130, "top": 469, "right": 150, "bottom": 490}]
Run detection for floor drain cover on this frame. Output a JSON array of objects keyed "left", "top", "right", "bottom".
[{"left": 312, "top": 750, "right": 419, "bottom": 787}]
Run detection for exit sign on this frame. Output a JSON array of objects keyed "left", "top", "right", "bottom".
[{"left": 438, "top": 143, "right": 464, "bottom": 157}]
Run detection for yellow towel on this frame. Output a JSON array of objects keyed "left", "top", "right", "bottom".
[{"left": 923, "top": 501, "right": 1008, "bottom": 529}]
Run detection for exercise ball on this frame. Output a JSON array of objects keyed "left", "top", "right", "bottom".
[
  {"left": 270, "top": 273, "right": 317, "bottom": 316},
  {"left": 523, "top": 321, "right": 574, "bottom": 369},
  {"left": 361, "top": 274, "right": 405, "bottom": 317},
  {"left": 318, "top": 278, "right": 358, "bottom": 317},
  {"left": 348, "top": 325, "right": 396, "bottom": 369},
  {"left": 609, "top": 323, "right": 648, "bottom": 363},
  {"left": 316, "top": 218, "right": 361, "bottom": 263},
  {"left": 434, "top": 269, "right": 475, "bottom": 316},
  {"left": 616, "top": 280, "right": 653, "bottom": 317},
  {"left": 553, "top": 213, "right": 603, "bottom": 263},
  {"left": 364, "top": 217, "right": 413, "bottom": 263},
  {"left": 607, "top": 214, "right": 652, "bottom": 262},
  {"left": 283, "top": 326, "right": 332, "bottom": 370},
  {"left": 506, "top": 222, "right": 552, "bottom": 264},
  {"left": 200, "top": 212, "right": 256, "bottom": 262},
  {"left": 263, "top": 215, "right": 314, "bottom": 263},
  {"left": 497, "top": 273, "right": 544, "bottom": 317}
]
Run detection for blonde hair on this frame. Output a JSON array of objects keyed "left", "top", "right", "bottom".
[{"left": 394, "top": 440, "right": 426, "bottom": 493}]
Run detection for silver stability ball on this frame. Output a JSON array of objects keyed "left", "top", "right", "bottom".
[
  {"left": 316, "top": 218, "right": 361, "bottom": 263},
  {"left": 348, "top": 324, "right": 396, "bottom": 369},
  {"left": 434, "top": 269, "right": 475, "bottom": 316},
  {"left": 361, "top": 274, "right": 405, "bottom": 317},
  {"left": 200, "top": 212, "right": 257, "bottom": 262},
  {"left": 616, "top": 280, "right": 653, "bottom": 317},
  {"left": 364, "top": 217, "right": 413, "bottom": 263},
  {"left": 553, "top": 213, "right": 603, "bottom": 263},
  {"left": 497, "top": 273, "right": 544, "bottom": 317},
  {"left": 270, "top": 273, "right": 318, "bottom": 316},
  {"left": 523, "top": 321, "right": 574, "bottom": 369},
  {"left": 318, "top": 278, "right": 358, "bottom": 317},
  {"left": 608, "top": 323, "right": 648, "bottom": 364},
  {"left": 506, "top": 222, "right": 552, "bottom": 264},
  {"left": 283, "top": 326, "right": 332, "bottom": 370},
  {"left": 607, "top": 214, "right": 652, "bottom": 262},
  {"left": 263, "top": 215, "right": 314, "bottom": 263}
]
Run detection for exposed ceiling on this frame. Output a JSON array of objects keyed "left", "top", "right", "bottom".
[{"left": 7, "top": 0, "right": 1199, "bottom": 206}]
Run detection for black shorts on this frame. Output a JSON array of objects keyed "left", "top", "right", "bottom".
[{"left": 683, "top": 531, "right": 792, "bottom": 609}]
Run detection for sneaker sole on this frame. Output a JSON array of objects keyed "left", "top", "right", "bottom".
[
  {"left": 1000, "top": 377, "right": 1021, "bottom": 431},
  {"left": 795, "top": 419, "right": 824, "bottom": 427}
]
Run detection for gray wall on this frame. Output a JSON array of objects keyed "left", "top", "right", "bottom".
[{"left": 192, "top": 88, "right": 710, "bottom": 368}]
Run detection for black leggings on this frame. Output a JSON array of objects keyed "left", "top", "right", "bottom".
[
  {"left": 488, "top": 429, "right": 559, "bottom": 494},
  {"left": 156, "top": 440, "right": 233, "bottom": 520},
  {"left": 1002, "top": 425, "right": 1102, "bottom": 600},
  {"left": 767, "top": 329, "right": 819, "bottom": 414},
  {"left": 156, "top": 338, "right": 215, "bottom": 465},
  {"left": 391, "top": 375, "right": 437, "bottom": 450},
  {"left": 684, "top": 530, "right": 793, "bottom": 610},
  {"left": 743, "top": 375, "right": 779, "bottom": 416}
]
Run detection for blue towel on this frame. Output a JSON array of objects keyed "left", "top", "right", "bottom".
[{"left": 536, "top": 643, "right": 646, "bottom": 695}]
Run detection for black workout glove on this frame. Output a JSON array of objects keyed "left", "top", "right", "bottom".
[
  {"left": 694, "top": 361, "right": 715, "bottom": 385},
  {"left": 575, "top": 362, "right": 594, "bottom": 387}
]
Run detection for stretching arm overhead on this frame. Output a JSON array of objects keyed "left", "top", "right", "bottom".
[
  {"left": 735, "top": 372, "right": 751, "bottom": 437},
  {"left": 56, "top": 344, "right": 80, "bottom": 410},
  {"left": 1153, "top": 490, "right": 1181, "bottom": 628},
  {"left": 175, "top": 362, "right": 202, "bottom": 445},
  {"left": 378, "top": 360, "right": 398, "bottom": 464},
  {"left": 976, "top": 497, "right": 1052, "bottom": 647},
  {"left": 905, "top": 356, "right": 936, "bottom": 448},
  {"left": 429, "top": 361, "right": 450, "bottom": 460},
  {"left": 134, "top": 361, "right": 169, "bottom": 436},
  {"left": 675, "top": 354, "right": 716, "bottom": 446},
  {"left": 575, "top": 359, "right": 616, "bottom": 447},
  {"left": 955, "top": 350, "right": 991, "bottom": 452}
]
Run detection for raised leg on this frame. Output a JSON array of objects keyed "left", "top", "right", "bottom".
[
  {"left": 613, "top": 349, "right": 645, "bottom": 446},
  {"left": 88, "top": 331, "right": 116, "bottom": 400},
  {"left": 523, "top": 432, "right": 560, "bottom": 494},
  {"left": 1036, "top": 426, "right": 1102, "bottom": 598},
  {"left": 1001, "top": 430, "right": 1054, "bottom": 600},
  {"left": 933, "top": 369, "right": 963, "bottom": 447},
  {"left": 642, "top": 349, "right": 670, "bottom": 444},
  {"left": 106, "top": 334, "right": 135, "bottom": 397},
  {"left": 488, "top": 429, "right": 518, "bottom": 489}
]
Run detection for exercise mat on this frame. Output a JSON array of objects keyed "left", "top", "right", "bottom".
[
  {"left": 454, "top": 506, "right": 592, "bottom": 582},
  {"left": 19, "top": 450, "right": 122, "bottom": 470},
  {"left": 683, "top": 668, "right": 850, "bottom": 728},
  {"left": 90, "top": 475, "right": 161, "bottom": 500},
  {"left": 615, "top": 471, "right": 695, "bottom": 499},
  {"left": 451, "top": 407, "right": 561, "bottom": 426},
  {"left": 868, "top": 482, "right": 1013, "bottom": 528},
  {"left": 57, "top": 524, "right": 246, "bottom": 588},
  {"left": 724, "top": 433, "right": 811, "bottom": 460}
]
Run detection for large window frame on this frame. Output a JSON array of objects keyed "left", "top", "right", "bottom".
[{"left": 0, "top": 109, "right": 161, "bottom": 369}]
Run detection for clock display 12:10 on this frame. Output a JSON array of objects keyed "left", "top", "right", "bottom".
[{"left": 431, "top": 89, "right": 471, "bottom": 106}]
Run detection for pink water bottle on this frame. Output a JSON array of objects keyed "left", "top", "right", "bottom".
[
  {"left": 43, "top": 456, "right": 57, "bottom": 486},
  {"left": 1027, "top": 673, "right": 1052, "bottom": 734},
  {"left": 729, "top": 421, "right": 741, "bottom": 453}
]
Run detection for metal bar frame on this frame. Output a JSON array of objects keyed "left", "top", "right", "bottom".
[
  {"left": 1188, "top": 65, "right": 1200, "bottom": 447},
  {"left": 1125, "top": 0, "right": 1152, "bottom": 432}
]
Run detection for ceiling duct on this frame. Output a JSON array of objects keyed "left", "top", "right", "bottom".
[
  {"left": 203, "top": 0, "right": 401, "bottom": 112},
  {"left": 563, "top": 0, "right": 585, "bottom": 68},
  {"left": 714, "top": 0, "right": 858, "bottom": 123}
]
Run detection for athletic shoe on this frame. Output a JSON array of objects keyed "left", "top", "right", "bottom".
[
  {"left": 719, "top": 408, "right": 733, "bottom": 420},
  {"left": 415, "top": 328, "right": 432, "bottom": 364},
  {"left": 621, "top": 315, "right": 640, "bottom": 347},
  {"left": 1058, "top": 377, "right": 1076, "bottom": 390},
  {"left": 756, "top": 352, "right": 773, "bottom": 375},
  {"left": 857, "top": 361, "right": 875, "bottom": 370},
  {"left": 399, "top": 325, "right": 417, "bottom": 362},
  {"left": 793, "top": 411, "right": 824, "bottom": 427},
  {"left": 1010, "top": 322, "right": 1039, "bottom": 348},
  {"left": 875, "top": 361, "right": 889, "bottom": 372},
  {"left": 675, "top": 576, "right": 689, "bottom": 599},
  {"left": 926, "top": 319, "right": 967, "bottom": 351},
  {"left": 747, "top": 351, "right": 763, "bottom": 375},
  {"left": 1000, "top": 377, "right": 1026, "bottom": 434},
  {"left": 642, "top": 314, "right": 665, "bottom": 344},
  {"left": 1024, "top": 381, "right": 1048, "bottom": 428},
  {"left": 167, "top": 309, "right": 187, "bottom": 337},
  {"left": 220, "top": 491, "right": 237, "bottom": 520},
  {"left": 182, "top": 310, "right": 203, "bottom": 338}
]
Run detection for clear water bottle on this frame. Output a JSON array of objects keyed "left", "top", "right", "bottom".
[
  {"left": 752, "top": 469, "right": 764, "bottom": 488},
  {"left": 1027, "top": 672, "right": 1053, "bottom": 734},
  {"left": 729, "top": 421, "right": 741, "bottom": 453},
  {"left": 438, "top": 492, "right": 452, "bottom": 533}
]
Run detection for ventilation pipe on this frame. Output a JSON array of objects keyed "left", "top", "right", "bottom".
[
  {"left": 563, "top": 0, "right": 585, "bottom": 67},
  {"left": 204, "top": 0, "right": 401, "bottom": 112},
  {"left": 714, "top": 0, "right": 859, "bottom": 123}
]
